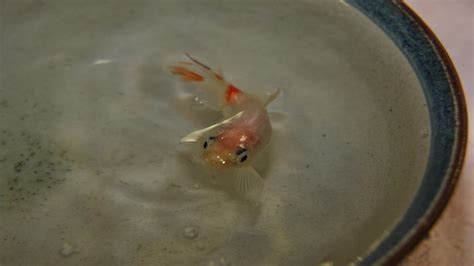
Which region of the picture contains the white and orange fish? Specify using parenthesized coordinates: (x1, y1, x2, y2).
(170, 54, 280, 196)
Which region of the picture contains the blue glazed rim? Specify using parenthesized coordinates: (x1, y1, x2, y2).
(346, 0, 468, 265)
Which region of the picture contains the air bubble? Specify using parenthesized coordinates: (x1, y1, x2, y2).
(219, 257, 232, 266)
(194, 97, 204, 106)
(194, 184, 201, 189)
(183, 226, 199, 239)
(319, 261, 333, 266)
(59, 243, 74, 257)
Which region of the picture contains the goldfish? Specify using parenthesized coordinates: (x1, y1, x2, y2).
(170, 54, 280, 196)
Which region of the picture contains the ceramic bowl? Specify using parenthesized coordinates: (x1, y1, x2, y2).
(0, 0, 467, 265)
(346, 1, 467, 264)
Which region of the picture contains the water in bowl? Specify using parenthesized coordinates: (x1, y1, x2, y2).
(0, 0, 430, 265)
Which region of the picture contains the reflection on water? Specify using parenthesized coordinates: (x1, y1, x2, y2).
(0, 0, 430, 265)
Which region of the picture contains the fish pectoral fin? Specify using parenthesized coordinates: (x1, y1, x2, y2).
(180, 111, 244, 143)
(264, 88, 281, 107)
(180, 128, 210, 143)
(231, 167, 264, 196)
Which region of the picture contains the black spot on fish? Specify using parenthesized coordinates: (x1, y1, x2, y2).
(235, 148, 247, 155)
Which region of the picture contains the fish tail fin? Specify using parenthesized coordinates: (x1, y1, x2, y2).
(169, 54, 239, 111)
(170, 65, 205, 81)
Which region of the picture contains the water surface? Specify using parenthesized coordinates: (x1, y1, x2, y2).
(0, 1, 430, 265)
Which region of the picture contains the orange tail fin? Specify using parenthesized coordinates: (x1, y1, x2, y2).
(170, 54, 236, 111)
(170, 66, 204, 81)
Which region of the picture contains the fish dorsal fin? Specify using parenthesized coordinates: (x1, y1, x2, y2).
(180, 111, 244, 143)
(231, 166, 264, 197)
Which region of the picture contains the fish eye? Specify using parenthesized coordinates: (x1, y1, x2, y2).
(203, 136, 216, 149)
(236, 148, 248, 163)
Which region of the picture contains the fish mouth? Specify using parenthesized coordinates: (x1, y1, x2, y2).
(202, 152, 235, 168)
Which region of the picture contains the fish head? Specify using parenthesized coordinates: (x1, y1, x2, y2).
(200, 128, 258, 168)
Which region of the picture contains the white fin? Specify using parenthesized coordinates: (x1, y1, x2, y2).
(231, 167, 264, 196)
(180, 111, 244, 143)
(250, 88, 281, 107)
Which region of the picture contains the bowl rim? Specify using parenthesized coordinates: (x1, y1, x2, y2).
(347, 0, 468, 265)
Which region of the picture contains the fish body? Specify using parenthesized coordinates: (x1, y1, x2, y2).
(170, 54, 279, 195)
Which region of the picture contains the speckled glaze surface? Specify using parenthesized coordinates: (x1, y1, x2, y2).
(347, 0, 468, 264)
(0, 0, 467, 265)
